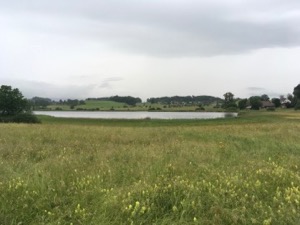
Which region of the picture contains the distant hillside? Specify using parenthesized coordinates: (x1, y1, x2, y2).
(146, 95, 223, 105)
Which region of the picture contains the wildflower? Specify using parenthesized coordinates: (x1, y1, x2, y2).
(172, 206, 178, 212)
(135, 201, 140, 208)
(140, 206, 146, 214)
(255, 180, 261, 187)
(263, 218, 272, 225)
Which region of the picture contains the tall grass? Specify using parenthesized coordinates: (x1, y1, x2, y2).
(0, 111, 299, 224)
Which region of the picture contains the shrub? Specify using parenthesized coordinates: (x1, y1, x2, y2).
(0, 113, 40, 123)
(12, 113, 40, 123)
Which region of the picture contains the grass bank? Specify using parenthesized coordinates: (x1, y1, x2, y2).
(0, 110, 299, 224)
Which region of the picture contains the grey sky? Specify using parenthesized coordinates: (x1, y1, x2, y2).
(0, 0, 299, 100)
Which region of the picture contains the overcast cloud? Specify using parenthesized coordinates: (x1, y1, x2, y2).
(0, 0, 300, 100)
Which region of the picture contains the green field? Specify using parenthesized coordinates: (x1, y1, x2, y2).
(46, 100, 223, 112)
(1, 111, 300, 224)
(47, 100, 127, 111)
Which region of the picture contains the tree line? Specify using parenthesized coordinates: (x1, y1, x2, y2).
(147, 95, 223, 106)
(87, 96, 142, 106)
(222, 84, 300, 110)
(1, 84, 300, 123)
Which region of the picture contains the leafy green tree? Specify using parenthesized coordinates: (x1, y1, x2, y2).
(223, 92, 237, 109)
(249, 96, 262, 110)
(293, 84, 300, 98)
(0, 85, 29, 116)
(223, 92, 234, 104)
(260, 94, 270, 101)
(293, 84, 300, 110)
(271, 98, 281, 108)
(31, 96, 52, 110)
(238, 98, 248, 110)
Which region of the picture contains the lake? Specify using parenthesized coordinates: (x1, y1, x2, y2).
(34, 111, 238, 120)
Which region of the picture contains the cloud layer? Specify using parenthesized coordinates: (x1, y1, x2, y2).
(0, 0, 299, 100)
(1, 0, 300, 57)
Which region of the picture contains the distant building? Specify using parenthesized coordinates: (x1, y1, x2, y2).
(281, 99, 291, 108)
(261, 101, 275, 109)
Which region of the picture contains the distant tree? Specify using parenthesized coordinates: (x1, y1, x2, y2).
(223, 92, 237, 109)
(109, 96, 142, 106)
(146, 95, 223, 106)
(0, 85, 29, 116)
(66, 99, 80, 109)
(249, 96, 262, 110)
(261, 94, 270, 101)
(223, 92, 234, 104)
(31, 96, 52, 109)
(293, 84, 300, 98)
(271, 98, 281, 108)
(293, 84, 300, 110)
(238, 98, 248, 110)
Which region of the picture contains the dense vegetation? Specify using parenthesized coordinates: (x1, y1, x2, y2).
(87, 96, 142, 106)
(147, 95, 222, 106)
(0, 85, 39, 123)
(0, 111, 299, 224)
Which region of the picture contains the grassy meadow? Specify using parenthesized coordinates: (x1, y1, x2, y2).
(46, 100, 222, 112)
(0, 110, 300, 224)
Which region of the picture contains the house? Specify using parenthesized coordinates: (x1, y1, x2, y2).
(281, 99, 291, 108)
(261, 101, 275, 109)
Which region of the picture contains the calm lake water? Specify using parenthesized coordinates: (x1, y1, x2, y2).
(34, 111, 238, 120)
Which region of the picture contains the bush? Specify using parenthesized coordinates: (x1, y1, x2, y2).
(0, 113, 40, 123)
(12, 113, 40, 123)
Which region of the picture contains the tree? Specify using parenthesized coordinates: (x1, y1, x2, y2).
(293, 84, 300, 98)
(238, 98, 248, 110)
(287, 94, 293, 102)
(249, 96, 262, 110)
(31, 96, 52, 109)
(271, 98, 281, 108)
(223, 92, 237, 109)
(293, 84, 300, 110)
(261, 94, 270, 101)
(0, 85, 29, 116)
(223, 92, 234, 104)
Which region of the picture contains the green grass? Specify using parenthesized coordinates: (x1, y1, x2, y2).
(47, 100, 223, 112)
(47, 100, 127, 111)
(0, 110, 300, 224)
